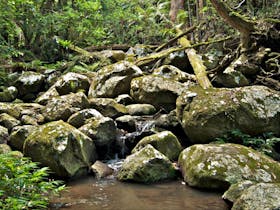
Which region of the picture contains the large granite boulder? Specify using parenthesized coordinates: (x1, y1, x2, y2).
(0, 125, 9, 144)
(232, 183, 280, 210)
(0, 86, 18, 102)
(176, 85, 280, 143)
(131, 75, 188, 111)
(79, 117, 117, 147)
(43, 92, 89, 122)
(152, 65, 195, 83)
(132, 131, 183, 161)
(14, 71, 45, 97)
(35, 87, 60, 105)
(89, 98, 128, 118)
(117, 144, 177, 183)
(0, 113, 21, 131)
(52, 72, 90, 95)
(9, 125, 36, 151)
(23, 120, 96, 178)
(126, 104, 157, 116)
(0, 144, 12, 154)
(178, 143, 280, 190)
(88, 61, 143, 98)
(222, 180, 255, 203)
(67, 109, 103, 128)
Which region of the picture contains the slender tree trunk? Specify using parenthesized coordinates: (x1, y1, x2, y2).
(169, 0, 185, 22)
(209, 0, 255, 52)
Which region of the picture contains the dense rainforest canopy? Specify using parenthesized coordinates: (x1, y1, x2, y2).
(0, 0, 278, 62)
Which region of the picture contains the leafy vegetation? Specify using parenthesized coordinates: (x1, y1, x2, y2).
(0, 152, 65, 209)
(0, 0, 174, 62)
(215, 130, 280, 161)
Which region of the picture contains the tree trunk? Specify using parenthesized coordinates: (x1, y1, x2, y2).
(209, 0, 255, 52)
(169, 0, 185, 22)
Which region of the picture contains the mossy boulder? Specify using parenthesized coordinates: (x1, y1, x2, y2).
(88, 61, 143, 98)
(79, 117, 117, 147)
(0, 86, 18, 102)
(89, 98, 128, 118)
(117, 144, 177, 183)
(0, 102, 44, 120)
(176, 85, 280, 143)
(99, 50, 126, 62)
(23, 120, 96, 178)
(0, 113, 21, 131)
(14, 71, 45, 97)
(0, 125, 9, 144)
(53, 72, 90, 95)
(130, 75, 188, 111)
(132, 131, 183, 161)
(115, 94, 133, 105)
(178, 143, 280, 190)
(43, 92, 89, 122)
(0, 144, 12, 154)
(232, 183, 280, 210)
(35, 86, 60, 105)
(222, 180, 255, 203)
(152, 65, 195, 83)
(9, 125, 36, 151)
(126, 104, 157, 116)
(67, 109, 103, 128)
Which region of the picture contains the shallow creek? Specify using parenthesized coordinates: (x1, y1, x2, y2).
(51, 176, 229, 210)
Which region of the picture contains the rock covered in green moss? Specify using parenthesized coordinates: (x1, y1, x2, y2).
(232, 183, 280, 210)
(53, 72, 90, 95)
(35, 87, 60, 105)
(14, 71, 45, 97)
(89, 98, 128, 118)
(88, 61, 143, 98)
(79, 117, 117, 147)
(117, 144, 177, 183)
(23, 120, 96, 178)
(130, 75, 188, 111)
(0, 125, 9, 144)
(0, 113, 21, 131)
(176, 85, 280, 143)
(9, 125, 36, 151)
(67, 109, 103, 128)
(178, 143, 280, 190)
(0, 144, 12, 154)
(0, 86, 18, 102)
(126, 104, 157, 116)
(152, 65, 195, 83)
(132, 131, 183, 161)
(43, 92, 89, 122)
(222, 180, 255, 203)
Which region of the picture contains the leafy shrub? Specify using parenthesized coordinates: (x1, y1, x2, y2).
(0, 152, 65, 209)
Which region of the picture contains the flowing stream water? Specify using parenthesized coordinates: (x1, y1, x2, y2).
(51, 120, 229, 210)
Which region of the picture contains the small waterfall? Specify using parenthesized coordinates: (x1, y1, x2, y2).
(115, 120, 156, 158)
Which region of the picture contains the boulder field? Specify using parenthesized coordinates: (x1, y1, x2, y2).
(0, 49, 280, 208)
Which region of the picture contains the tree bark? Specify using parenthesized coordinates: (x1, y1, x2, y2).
(209, 0, 255, 52)
(169, 0, 185, 22)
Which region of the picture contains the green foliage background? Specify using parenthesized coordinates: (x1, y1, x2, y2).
(0, 0, 174, 62)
